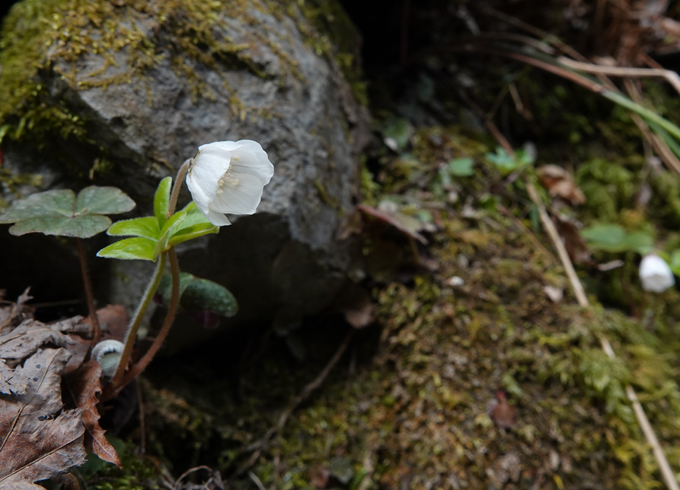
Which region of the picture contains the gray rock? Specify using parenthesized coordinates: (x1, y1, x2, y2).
(0, 0, 369, 340)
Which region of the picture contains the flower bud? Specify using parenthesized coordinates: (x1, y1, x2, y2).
(639, 254, 675, 293)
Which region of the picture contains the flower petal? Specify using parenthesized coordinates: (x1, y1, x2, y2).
(210, 172, 265, 215)
(204, 208, 232, 226)
(230, 145, 274, 185)
(187, 146, 232, 205)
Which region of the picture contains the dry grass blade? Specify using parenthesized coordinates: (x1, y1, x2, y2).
(526, 182, 680, 490)
(557, 56, 680, 97)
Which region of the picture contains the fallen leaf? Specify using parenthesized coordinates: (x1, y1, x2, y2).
(487, 391, 517, 430)
(357, 204, 428, 244)
(65, 361, 121, 468)
(551, 215, 592, 265)
(543, 285, 563, 303)
(0, 348, 87, 488)
(0, 321, 75, 368)
(308, 464, 331, 489)
(538, 165, 586, 205)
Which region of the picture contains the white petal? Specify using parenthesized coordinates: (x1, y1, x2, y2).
(229, 146, 274, 185)
(204, 208, 232, 226)
(640, 254, 675, 293)
(187, 148, 231, 204)
(236, 140, 275, 169)
(199, 140, 241, 153)
(210, 172, 264, 215)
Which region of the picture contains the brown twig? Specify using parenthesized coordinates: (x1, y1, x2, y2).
(526, 182, 679, 490)
(76, 237, 100, 346)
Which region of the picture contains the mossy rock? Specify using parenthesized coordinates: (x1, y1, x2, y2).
(0, 0, 370, 331)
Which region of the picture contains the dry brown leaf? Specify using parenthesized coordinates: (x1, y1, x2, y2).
(0, 348, 86, 488)
(551, 215, 592, 265)
(0, 321, 75, 368)
(65, 361, 121, 468)
(357, 204, 428, 244)
(537, 165, 586, 205)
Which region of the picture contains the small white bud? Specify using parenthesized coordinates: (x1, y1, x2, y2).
(91, 340, 124, 378)
(639, 254, 675, 293)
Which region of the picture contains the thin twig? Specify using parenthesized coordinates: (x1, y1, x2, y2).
(76, 238, 100, 346)
(623, 79, 680, 175)
(137, 380, 146, 454)
(174, 465, 212, 490)
(248, 471, 267, 490)
(238, 329, 355, 474)
(557, 56, 680, 97)
(526, 182, 679, 490)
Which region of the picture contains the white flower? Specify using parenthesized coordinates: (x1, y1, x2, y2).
(186, 140, 274, 226)
(639, 254, 675, 293)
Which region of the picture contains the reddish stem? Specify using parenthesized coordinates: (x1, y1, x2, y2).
(109, 248, 180, 399)
(76, 238, 100, 346)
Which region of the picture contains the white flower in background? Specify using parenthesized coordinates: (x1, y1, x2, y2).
(639, 254, 675, 293)
(186, 140, 275, 226)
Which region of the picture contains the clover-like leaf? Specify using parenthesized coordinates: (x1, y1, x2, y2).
(96, 237, 157, 261)
(580, 224, 627, 252)
(154, 177, 172, 229)
(75, 186, 135, 215)
(0, 186, 135, 238)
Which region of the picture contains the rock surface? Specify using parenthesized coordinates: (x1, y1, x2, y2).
(0, 0, 369, 335)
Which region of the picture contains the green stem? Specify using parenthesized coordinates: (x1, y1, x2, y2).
(118, 248, 181, 392)
(110, 252, 167, 388)
(168, 159, 192, 218)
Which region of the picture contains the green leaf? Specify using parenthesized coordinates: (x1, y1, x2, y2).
(0, 186, 136, 238)
(169, 223, 218, 246)
(76, 186, 135, 215)
(159, 272, 195, 306)
(107, 217, 160, 239)
(381, 118, 410, 151)
(154, 177, 172, 228)
(0, 189, 75, 222)
(168, 202, 218, 246)
(620, 232, 655, 255)
(448, 157, 474, 177)
(670, 250, 680, 276)
(159, 273, 238, 317)
(97, 237, 157, 261)
(153, 210, 186, 258)
(580, 224, 627, 252)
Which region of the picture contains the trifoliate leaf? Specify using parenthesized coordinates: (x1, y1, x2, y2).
(107, 217, 160, 239)
(448, 157, 474, 177)
(154, 177, 172, 228)
(580, 224, 626, 252)
(0, 189, 75, 221)
(75, 186, 135, 215)
(0, 187, 135, 238)
(96, 237, 157, 261)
